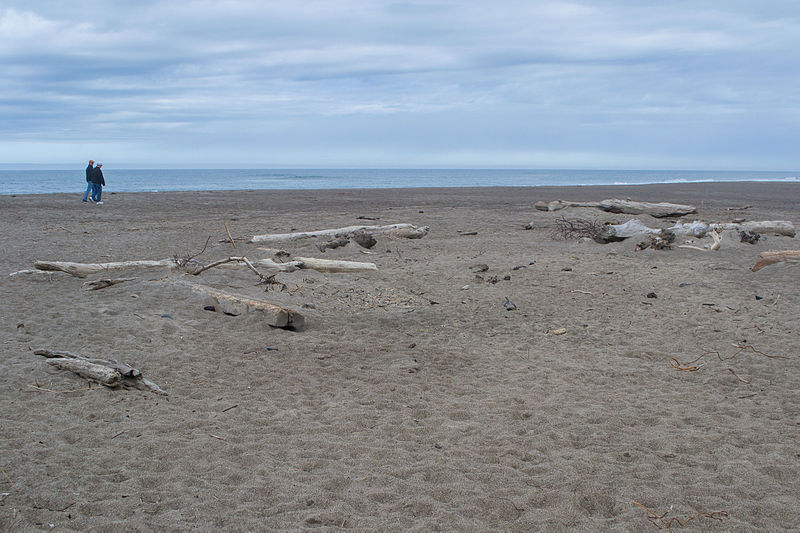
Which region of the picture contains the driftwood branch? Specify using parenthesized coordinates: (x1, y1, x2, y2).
(535, 198, 696, 218)
(250, 223, 429, 243)
(35, 259, 174, 278)
(751, 250, 800, 271)
(34, 349, 166, 394)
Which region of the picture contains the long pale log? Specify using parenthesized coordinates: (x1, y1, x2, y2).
(711, 220, 795, 238)
(250, 256, 377, 273)
(292, 257, 377, 273)
(751, 250, 800, 272)
(535, 199, 696, 218)
(175, 281, 304, 329)
(46, 358, 121, 387)
(250, 223, 429, 243)
(35, 259, 174, 278)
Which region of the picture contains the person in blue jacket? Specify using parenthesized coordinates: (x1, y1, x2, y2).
(90, 163, 105, 205)
(82, 160, 94, 202)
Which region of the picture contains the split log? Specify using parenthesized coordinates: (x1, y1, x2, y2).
(751, 250, 800, 272)
(250, 223, 429, 243)
(34, 349, 167, 394)
(46, 359, 121, 387)
(534, 198, 696, 218)
(82, 278, 135, 290)
(35, 259, 174, 278)
(175, 281, 304, 329)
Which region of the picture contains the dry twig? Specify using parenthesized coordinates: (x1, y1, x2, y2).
(670, 344, 787, 374)
(174, 236, 212, 269)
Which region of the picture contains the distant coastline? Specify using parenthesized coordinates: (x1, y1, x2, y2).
(1, 167, 798, 195)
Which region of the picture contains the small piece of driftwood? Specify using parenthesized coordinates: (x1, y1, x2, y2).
(35, 259, 174, 278)
(534, 199, 696, 218)
(34, 349, 167, 394)
(82, 278, 135, 290)
(174, 281, 304, 329)
(751, 250, 800, 272)
(250, 223, 429, 243)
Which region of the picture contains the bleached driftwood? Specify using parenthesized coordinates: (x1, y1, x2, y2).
(194, 256, 377, 278)
(534, 199, 696, 218)
(712, 221, 795, 238)
(175, 281, 304, 329)
(751, 250, 800, 272)
(291, 257, 377, 273)
(35, 259, 174, 278)
(34, 349, 167, 394)
(8, 269, 65, 278)
(46, 358, 121, 387)
(82, 278, 135, 290)
(597, 219, 796, 244)
(250, 223, 429, 243)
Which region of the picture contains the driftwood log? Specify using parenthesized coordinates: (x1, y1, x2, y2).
(250, 223, 429, 243)
(175, 281, 304, 329)
(751, 250, 800, 271)
(195, 256, 377, 275)
(34, 349, 167, 394)
(534, 198, 696, 218)
(35, 259, 174, 278)
(596, 219, 796, 243)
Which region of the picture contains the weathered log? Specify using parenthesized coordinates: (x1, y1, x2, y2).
(711, 220, 795, 238)
(292, 257, 377, 273)
(535, 198, 696, 218)
(46, 358, 121, 387)
(198, 257, 376, 274)
(596, 219, 795, 244)
(82, 278, 135, 290)
(34, 349, 166, 394)
(35, 259, 174, 278)
(250, 223, 429, 243)
(175, 281, 304, 329)
(751, 250, 800, 271)
(38, 350, 141, 376)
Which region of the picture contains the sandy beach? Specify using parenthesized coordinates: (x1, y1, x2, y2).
(1, 182, 798, 531)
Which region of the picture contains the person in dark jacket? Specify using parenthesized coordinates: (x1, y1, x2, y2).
(82, 160, 94, 202)
(90, 163, 105, 204)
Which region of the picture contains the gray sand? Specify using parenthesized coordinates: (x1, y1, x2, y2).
(1, 182, 799, 530)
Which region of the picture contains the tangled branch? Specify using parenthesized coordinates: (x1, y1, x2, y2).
(174, 236, 212, 269)
(192, 256, 286, 291)
(551, 216, 604, 241)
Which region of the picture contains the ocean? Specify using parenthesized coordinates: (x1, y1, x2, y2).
(1, 168, 798, 195)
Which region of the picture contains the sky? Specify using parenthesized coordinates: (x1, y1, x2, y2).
(1, 1, 800, 170)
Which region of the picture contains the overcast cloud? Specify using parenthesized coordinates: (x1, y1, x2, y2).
(1, 1, 799, 169)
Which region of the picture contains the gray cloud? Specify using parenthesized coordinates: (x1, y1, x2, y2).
(1, 1, 799, 168)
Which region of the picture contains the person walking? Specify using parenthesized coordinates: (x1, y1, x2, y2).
(91, 163, 105, 205)
(82, 160, 94, 202)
